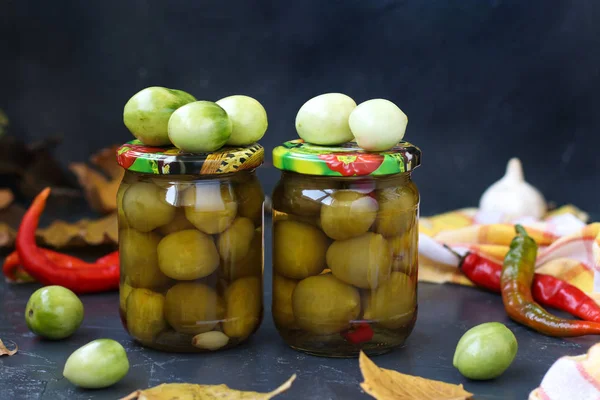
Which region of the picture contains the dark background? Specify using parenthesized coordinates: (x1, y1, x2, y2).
(2, 0, 599, 215)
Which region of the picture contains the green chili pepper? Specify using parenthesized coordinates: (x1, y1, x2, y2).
(501, 225, 600, 337)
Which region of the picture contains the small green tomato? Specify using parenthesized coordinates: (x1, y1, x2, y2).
(168, 101, 232, 153)
(349, 98, 408, 151)
(25, 286, 84, 340)
(453, 322, 518, 380)
(123, 86, 196, 146)
(295, 93, 356, 145)
(63, 339, 129, 389)
(216, 95, 268, 146)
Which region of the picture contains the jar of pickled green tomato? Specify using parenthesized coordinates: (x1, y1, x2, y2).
(271, 140, 421, 357)
(116, 140, 265, 352)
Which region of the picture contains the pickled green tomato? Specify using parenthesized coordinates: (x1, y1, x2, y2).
(453, 322, 518, 380)
(168, 101, 232, 152)
(120, 229, 171, 290)
(295, 93, 357, 145)
(273, 220, 328, 279)
(165, 282, 225, 335)
(157, 230, 220, 280)
(123, 86, 196, 146)
(216, 95, 268, 146)
(63, 339, 129, 389)
(217, 217, 255, 263)
(126, 288, 168, 343)
(349, 99, 408, 151)
(326, 232, 391, 289)
(123, 182, 175, 232)
(183, 183, 238, 234)
(223, 276, 262, 338)
(272, 274, 298, 329)
(292, 274, 360, 335)
(320, 190, 378, 240)
(25, 286, 84, 340)
(220, 228, 263, 281)
(373, 183, 418, 237)
(363, 272, 416, 329)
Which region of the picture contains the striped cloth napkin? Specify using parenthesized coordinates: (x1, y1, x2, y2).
(529, 342, 600, 400)
(417, 205, 600, 297)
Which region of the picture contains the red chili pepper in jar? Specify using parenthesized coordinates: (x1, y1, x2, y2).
(15, 188, 119, 294)
(318, 153, 384, 176)
(342, 322, 374, 344)
(444, 244, 600, 324)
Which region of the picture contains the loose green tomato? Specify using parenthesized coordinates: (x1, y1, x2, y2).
(295, 93, 356, 145)
(123, 86, 196, 146)
(63, 339, 129, 389)
(25, 286, 84, 340)
(453, 322, 518, 380)
(216, 95, 268, 146)
(168, 101, 232, 152)
(349, 98, 408, 151)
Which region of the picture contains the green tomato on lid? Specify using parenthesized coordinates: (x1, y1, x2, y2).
(349, 99, 408, 152)
(123, 86, 196, 146)
(295, 93, 356, 146)
(168, 101, 232, 153)
(216, 95, 268, 146)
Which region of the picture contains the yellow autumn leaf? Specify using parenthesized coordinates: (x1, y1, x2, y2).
(0, 339, 18, 356)
(120, 374, 296, 400)
(0, 189, 13, 210)
(36, 212, 118, 248)
(359, 352, 472, 400)
(69, 144, 123, 214)
(0, 213, 118, 249)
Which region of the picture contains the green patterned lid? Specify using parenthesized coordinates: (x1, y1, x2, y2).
(116, 139, 264, 175)
(272, 139, 421, 177)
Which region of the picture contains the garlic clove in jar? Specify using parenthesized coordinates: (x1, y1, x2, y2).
(479, 158, 547, 220)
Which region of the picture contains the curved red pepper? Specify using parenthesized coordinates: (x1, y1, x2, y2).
(318, 153, 384, 176)
(15, 188, 119, 294)
(447, 246, 600, 324)
(3, 249, 119, 282)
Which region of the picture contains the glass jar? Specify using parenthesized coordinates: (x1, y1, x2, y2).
(116, 140, 265, 352)
(271, 140, 421, 357)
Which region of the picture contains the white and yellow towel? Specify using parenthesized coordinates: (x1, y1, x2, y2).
(418, 206, 600, 297)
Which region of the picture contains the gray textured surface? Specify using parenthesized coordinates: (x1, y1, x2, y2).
(1, 240, 599, 399)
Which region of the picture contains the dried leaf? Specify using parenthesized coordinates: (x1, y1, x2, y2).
(37, 213, 118, 248)
(0, 109, 8, 137)
(69, 145, 123, 214)
(0, 213, 118, 249)
(0, 223, 16, 247)
(0, 339, 18, 356)
(0, 189, 14, 209)
(359, 352, 472, 400)
(91, 145, 123, 179)
(120, 374, 296, 400)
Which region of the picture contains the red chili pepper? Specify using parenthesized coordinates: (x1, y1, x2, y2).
(342, 323, 374, 344)
(500, 225, 600, 337)
(318, 153, 384, 176)
(3, 249, 119, 282)
(445, 245, 600, 323)
(15, 188, 119, 294)
(2, 252, 21, 281)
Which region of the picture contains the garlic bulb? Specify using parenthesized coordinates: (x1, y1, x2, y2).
(479, 158, 547, 220)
